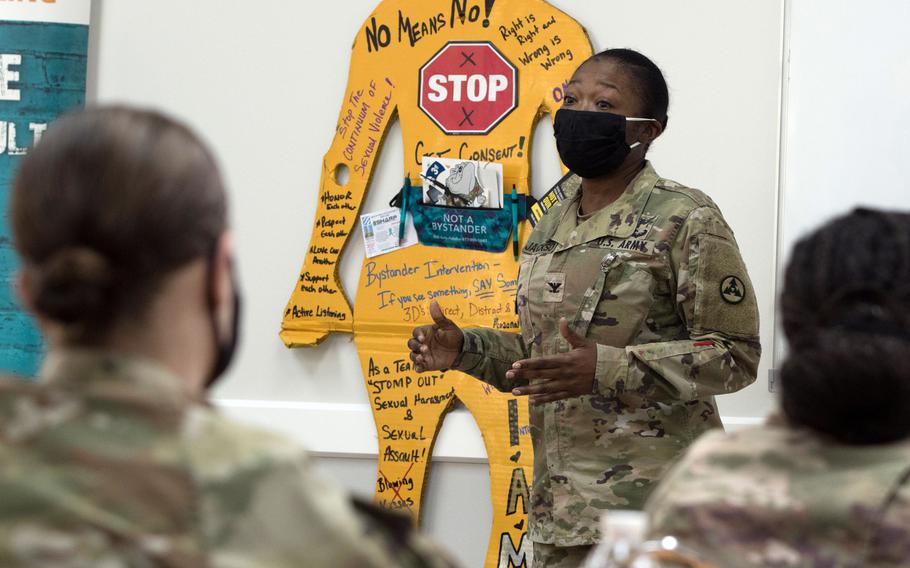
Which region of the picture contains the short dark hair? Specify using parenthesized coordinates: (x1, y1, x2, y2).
(12, 106, 227, 340)
(591, 48, 669, 129)
(779, 208, 910, 444)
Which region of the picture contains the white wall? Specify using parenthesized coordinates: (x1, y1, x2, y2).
(778, 0, 910, 332)
(86, 1, 783, 565)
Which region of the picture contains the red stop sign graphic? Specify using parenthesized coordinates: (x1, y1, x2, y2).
(419, 41, 518, 135)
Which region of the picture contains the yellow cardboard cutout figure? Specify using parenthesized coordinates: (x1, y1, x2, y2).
(280, 1, 591, 565)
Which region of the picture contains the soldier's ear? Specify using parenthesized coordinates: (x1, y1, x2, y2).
(15, 270, 36, 315)
(209, 232, 235, 316)
(15, 269, 54, 334)
(641, 119, 663, 145)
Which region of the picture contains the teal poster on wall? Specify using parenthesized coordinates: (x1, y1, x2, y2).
(0, 2, 91, 376)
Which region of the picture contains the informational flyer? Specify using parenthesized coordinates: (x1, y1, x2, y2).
(0, 1, 92, 376)
(360, 207, 417, 258)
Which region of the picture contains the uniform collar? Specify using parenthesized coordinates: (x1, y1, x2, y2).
(550, 161, 659, 246)
(40, 349, 195, 408)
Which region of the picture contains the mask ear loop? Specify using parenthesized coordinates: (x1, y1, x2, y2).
(625, 117, 659, 150)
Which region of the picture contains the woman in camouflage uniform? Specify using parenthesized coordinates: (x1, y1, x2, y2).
(409, 49, 761, 567)
(646, 209, 910, 568)
(1, 106, 453, 568)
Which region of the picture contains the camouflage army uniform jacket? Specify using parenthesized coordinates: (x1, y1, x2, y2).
(0, 350, 453, 568)
(645, 421, 910, 567)
(455, 162, 761, 546)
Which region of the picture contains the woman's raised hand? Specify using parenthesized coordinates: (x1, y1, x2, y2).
(407, 301, 465, 372)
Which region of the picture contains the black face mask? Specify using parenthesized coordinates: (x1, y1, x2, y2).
(553, 109, 653, 179)
(205, 255, 242, 389)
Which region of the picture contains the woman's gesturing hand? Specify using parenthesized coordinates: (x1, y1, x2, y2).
(407, 301, 465, 373)
(508, 318, 598, 404)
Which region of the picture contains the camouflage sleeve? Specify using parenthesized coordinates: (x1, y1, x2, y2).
(642, 430, 755, 567)
(644, 428, 910, 567)
(594, 205, 761, 402)
(191, 412, 451, 568)
(643, 429, 724, 531)
(453, 328, 530, 392)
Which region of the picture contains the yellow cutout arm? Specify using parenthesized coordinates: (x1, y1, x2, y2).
(280, 16, 400, 347)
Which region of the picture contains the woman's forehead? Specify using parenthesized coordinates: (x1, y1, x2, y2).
(570, 58, 636, 93)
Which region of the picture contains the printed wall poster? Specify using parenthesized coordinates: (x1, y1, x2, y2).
(0, 1, 92, 376)
(279, 1, 592, 565)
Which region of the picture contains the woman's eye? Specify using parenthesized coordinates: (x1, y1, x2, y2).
(563, 95, 576, 105)
(597, 100, 612, 110)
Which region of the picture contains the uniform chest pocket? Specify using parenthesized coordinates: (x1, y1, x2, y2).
(572, 255, 656, 348)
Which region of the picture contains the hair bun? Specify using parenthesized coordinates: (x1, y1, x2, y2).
(781, 328, 910, 444)
(31, 247, 115, 325)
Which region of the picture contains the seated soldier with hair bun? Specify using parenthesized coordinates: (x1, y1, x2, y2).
(0, 106, 455, 567)
(645, 208, 910, 567)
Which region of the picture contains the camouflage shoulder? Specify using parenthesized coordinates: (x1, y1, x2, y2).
(647, 179, 734, 241)
(659, 200, 737, 247)
(646, 426, 786, 516)
(693, 425, 801, 454)
(653, 177, 719, 210)
(676, 425, 834, 478)
(186, 408, 397, 567)
(0, 375, 77, 430)
(657, 428, 737, 474)
(652, 178, 727, 232)
(182, 405, 312, 478)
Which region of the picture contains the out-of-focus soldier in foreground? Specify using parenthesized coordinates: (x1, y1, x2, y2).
(646, 208, 910, 568)
(0, 106, 455, 568)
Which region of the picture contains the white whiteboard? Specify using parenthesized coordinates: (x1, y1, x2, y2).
(776, 0, 910, 362)
(86, 0, 783, 457)
(780, 0, 910, 270)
